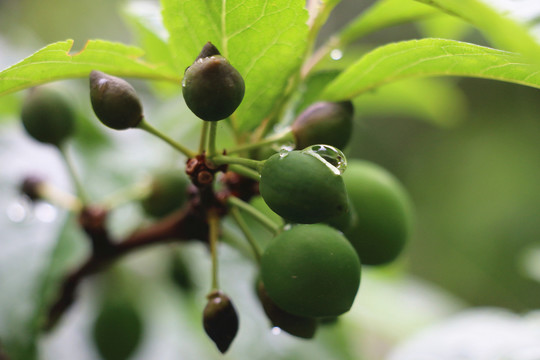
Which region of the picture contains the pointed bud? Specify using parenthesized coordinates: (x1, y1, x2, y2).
(203, 290, 239, 353)
(291, 101, 354, 150)
(196, 42, 221, 60)
(182, 42, 245, 121)
(89, 70, 143, 130)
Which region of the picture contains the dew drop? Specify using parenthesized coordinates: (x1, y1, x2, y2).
(279, 148, 290, 159)
(302, 145, 347, 175)
(6, 199, 29, 223)
(330, 49, 343, 61)
(35, 203, 57, 223)
(271, 327, 282, 336)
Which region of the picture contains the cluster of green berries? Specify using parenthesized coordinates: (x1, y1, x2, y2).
(20, 41, 413, 354)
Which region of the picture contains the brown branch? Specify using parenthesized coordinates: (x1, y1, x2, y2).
(44, 201, 209, 331)
(44, 157, 257, 332)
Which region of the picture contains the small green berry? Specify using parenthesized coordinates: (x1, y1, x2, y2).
(182, 42, 245, 121)
(256, 280, 317, 339)
(21, 87, 75, 146)
(141, 170, 189, 218)
(343, 160, 413, 265)
(292, 101, 354, 150)
(259, 146, 348, 224)
(89, 70, 143, 130)
(261, 224, 361, 318)
(92, 299, 144, 360)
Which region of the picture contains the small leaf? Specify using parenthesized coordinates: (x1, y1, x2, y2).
(321, 38, 540, 101)
(0, 40, 180, 97)
(414, 0, 540, 62)
(353, 78, 467, 127)
(161, 0, 309, 131)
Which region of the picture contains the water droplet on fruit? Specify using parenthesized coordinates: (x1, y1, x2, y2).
(279, 149, 290, 159)
(302, 145, 347, 175)
(271, 327, 282, 335)
(330, 49, 343, 60)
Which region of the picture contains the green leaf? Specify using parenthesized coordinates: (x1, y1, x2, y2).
(161, 0, 309, 131)
(321, 38, 540, 101)
(0, 40, 180, 97)
(414, 0, 540, 62)
(353, 78, 467, 127)
(338, 0, 436, 45)
(123, 2, 177, 74)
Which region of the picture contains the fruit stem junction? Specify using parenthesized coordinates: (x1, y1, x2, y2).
(210, 155, 264, 172)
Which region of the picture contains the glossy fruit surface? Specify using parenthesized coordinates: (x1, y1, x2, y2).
(203, 290, 239, 353)
(343, 160, 413, 265)
(292, 101, 354, 150)
(89, 70, 143, 130)
(261, 224, 361, 318)
(259, 147, 348, 223)
(21, 87, 75, 146)
(182, 42, 245, 121)
(141, 170, 189, 218)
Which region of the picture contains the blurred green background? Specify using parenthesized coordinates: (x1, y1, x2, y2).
(1, 0, 540, 359)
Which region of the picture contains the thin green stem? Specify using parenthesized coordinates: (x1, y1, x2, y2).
(57, 144, 89, 205)
(227, 196, 280, 235)
(138, 120, 196, 158)
(101, 177, 153, 210)
(198, 121, 209, 154)
(230, 206, 262, 264)
(38, 182, 83, 212)
(208, 210, 220, 291)
(226, 128, 294, 155)
(207, 121, 218, 157)
(211, 155, 264, 172)
(227, 165, 261, 181)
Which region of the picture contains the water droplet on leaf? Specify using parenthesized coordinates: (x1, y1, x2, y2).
(330, 49, 343, 60)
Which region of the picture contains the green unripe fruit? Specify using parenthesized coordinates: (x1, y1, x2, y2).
(343, 160, 413, 265)
(259, 145, 348, 224)
(292, 101, 354, 150)
(89, 70, 143, 130)
(21, 87, 75, 146)
(325, 198, 356, 232)
(92, 299, 144, 360)
(261, 224, 361, 318)
(256, 280, 317, 339)
(182, 42, 245, 121)
(141, 170, 189, 218)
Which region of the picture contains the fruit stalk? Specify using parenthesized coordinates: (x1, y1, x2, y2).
(138, 119, 196, 158)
